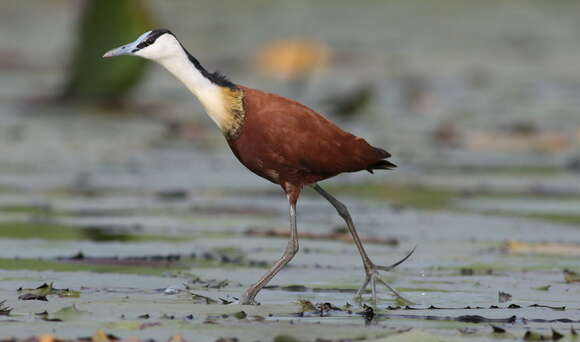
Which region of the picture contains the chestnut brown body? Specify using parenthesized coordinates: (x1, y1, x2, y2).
(228, 86, 395, 204)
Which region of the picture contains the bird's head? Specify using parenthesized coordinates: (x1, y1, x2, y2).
(103, 29, 180, 60)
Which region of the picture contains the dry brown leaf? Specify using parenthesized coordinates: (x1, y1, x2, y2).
(38, 335, 55, 342)
(502, 240, 580, 256)
(466, 132, 571, 153)
(92, 330, 111, 342)
(166, 336, 186, 342)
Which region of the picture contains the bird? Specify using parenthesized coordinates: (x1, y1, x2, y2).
(103, 29, 414, 305)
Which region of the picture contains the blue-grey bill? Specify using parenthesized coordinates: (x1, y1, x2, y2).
(102, 42, 136, 58)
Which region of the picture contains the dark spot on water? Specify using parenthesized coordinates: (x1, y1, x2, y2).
(498, 291, 512, 303)
(490, 324, 506, 333)
(156, 189, 188, 201)
(233, 311, 247, 319)
(80, 225, 144, 242)
(360, 304, 374, 324)
(18, 293, 47, 301)
(42, 317, 63, 322)
(552, 329, 564, 341)
(0, 300, 11, 316)
(457, 315, 516, 323)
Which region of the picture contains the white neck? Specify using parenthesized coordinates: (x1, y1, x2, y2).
(157, 50, 228, 130)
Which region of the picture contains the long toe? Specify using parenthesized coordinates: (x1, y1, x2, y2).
(375, 246, 416, 272)
(355, 247, 417, 305)
(355, 269, 414, 305)
(373, 272, 415, 305)
(371, 275, 377, 306)
(355, 276, 371, 299)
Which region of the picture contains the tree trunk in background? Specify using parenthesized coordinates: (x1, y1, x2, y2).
(61, 0, 154, 105)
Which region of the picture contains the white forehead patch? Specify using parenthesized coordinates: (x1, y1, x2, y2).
(134, 32, 181, 60)
(137, 30, 153, 43)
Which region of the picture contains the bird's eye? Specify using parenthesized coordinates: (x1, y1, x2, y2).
(136, 37, 155, 50)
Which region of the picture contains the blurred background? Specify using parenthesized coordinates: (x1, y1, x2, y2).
(1, 1, 580, 338)
(2, 1, 580, 190)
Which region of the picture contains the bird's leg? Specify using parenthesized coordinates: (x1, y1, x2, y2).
(239, 201, 299, 305)
(311, 184, 414, 305)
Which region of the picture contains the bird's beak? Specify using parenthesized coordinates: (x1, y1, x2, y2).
(102, 40, 139, 58)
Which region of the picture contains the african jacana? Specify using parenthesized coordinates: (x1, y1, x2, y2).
(104, 29, 414, 305)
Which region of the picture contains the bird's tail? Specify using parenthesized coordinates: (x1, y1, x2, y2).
(366, 159, 397, 173)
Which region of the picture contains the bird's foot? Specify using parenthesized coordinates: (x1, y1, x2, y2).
(355, 247, 416, 306)
(238, 294, 259, 305)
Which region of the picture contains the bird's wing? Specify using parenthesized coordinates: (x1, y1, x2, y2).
(239, 86, 389, 175)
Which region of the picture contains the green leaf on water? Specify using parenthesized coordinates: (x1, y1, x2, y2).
(191, 293, 218, 304)
(0, 221, 188, 242)
(296, 299, 317, 312)
(0, 300, 12, 316)
(395, 296, 414, 307)
(532, 284, 551, 291)
(51, 304, 91, 321)
(18, 282, 54, 296)
(233, 311, 247, 319)
(327, 183, 456, 211)
(564, 269, 580, 283)
(0, 258, 176, 276)
(523, 331, 549, 341)
(370, 330, 464, 341)
(17, 282, 80, 298)
(105, 321, 143, 331)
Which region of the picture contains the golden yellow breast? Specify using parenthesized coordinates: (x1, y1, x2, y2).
(220, 86, 246, 140)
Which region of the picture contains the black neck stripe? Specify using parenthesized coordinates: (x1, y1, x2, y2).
(181, 44, 235, 89)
